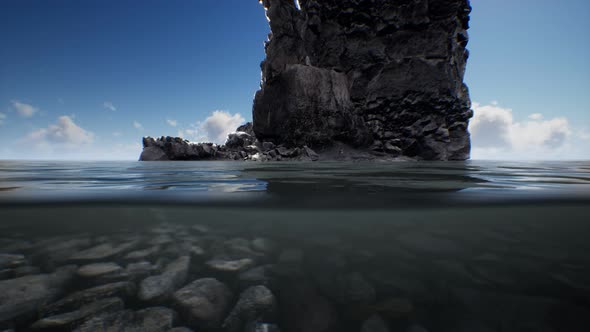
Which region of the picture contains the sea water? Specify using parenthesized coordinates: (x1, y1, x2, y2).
(0, 160, 589, 331)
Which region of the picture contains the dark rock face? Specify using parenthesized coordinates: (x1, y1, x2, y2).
(253, 64, 369, 148)
(253, 0, 473, 160)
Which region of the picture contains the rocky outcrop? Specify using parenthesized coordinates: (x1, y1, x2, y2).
(253, 0, 473, 160)
(140, 0, 472, 161)
(140, 132, 321, 162)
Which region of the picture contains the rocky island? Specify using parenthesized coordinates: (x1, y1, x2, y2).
(140, 0, 473, 161)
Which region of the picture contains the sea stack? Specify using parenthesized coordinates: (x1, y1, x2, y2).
(253, 0, 473, 160)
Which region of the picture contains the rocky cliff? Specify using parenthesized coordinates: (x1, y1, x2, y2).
(140, 0, 473, 161)
(253, 0, 473, 160)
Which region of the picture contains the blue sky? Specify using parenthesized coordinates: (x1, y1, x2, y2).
(1, 0, 589, 160)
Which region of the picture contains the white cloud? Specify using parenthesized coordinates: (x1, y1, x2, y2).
(25, 116, 94, 148)
(103, 101, 116, 111)
(201, 110, 245, 144)
(112, 132, 122, 137)
(0, 112, 5, 125)
(133, 121, 143, 130)
(174, 110, 245, 144)
(6, 116, 144, 160)
(469, 102, 513, 149)
(469, 102, 587, 160)
(12, 100, 38, 118)
(528, 113, 543, 120)
(166, 119, 178, 127)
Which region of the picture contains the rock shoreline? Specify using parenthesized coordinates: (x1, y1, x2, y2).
(140, 123, 321, 162)
(140, 122, 409, 162)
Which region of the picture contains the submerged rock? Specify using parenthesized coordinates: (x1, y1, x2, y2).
(238, 265, 275, 290)
(167, 328, 194, 332)
(0, 266, 76, 326)
(323, 272, 376, 305)
(77, 262, 123, 279)
(371, 298, 414, 320)
(126, 261, 158, 281)
(245, 322, 281, 332)
(405, 325, 430, 332)
(41, 281, 136, 316)
(360, 314, 390, 332)
(124, 246, 160, 261)
(68, 242, 138, 264)
(172, 278, 233, 330)
(31, 297, 123, 331)
(449, 287, 590, 331)
(12, 266, 41, 278)
(0, 254, 26, 270)
(206, 258, 255, 273)
(73, 307, 177, 332)
(31, 238, 92, 270)
(223, 286, 277, 332)
(138, 256, 190, 303)
(279, 283, 339, 332)
(251, 238, 277, 254)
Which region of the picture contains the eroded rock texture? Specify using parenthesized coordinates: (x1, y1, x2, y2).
(253, 0, 473, 160)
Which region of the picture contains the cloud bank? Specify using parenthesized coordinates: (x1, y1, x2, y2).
(469, 102, 588, 160)
(12, 100, 38, 118)
(7, 116, 141, 160)
(26, 116, 95, 148)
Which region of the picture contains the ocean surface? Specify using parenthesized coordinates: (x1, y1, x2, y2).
(1, 160, 590, 332)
